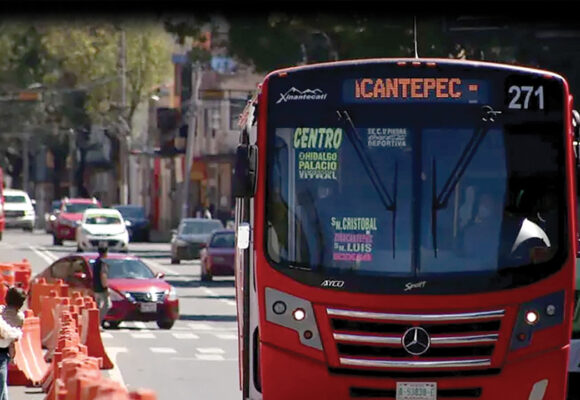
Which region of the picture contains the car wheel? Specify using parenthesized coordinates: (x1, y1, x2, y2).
(53, 235, 63, 246)
(76, 245, 83, 253)
(156, 319, 175, 330)
(144, 231, 150, 242)
(171, 257, 180, 264)
(102, 320, 121, 329)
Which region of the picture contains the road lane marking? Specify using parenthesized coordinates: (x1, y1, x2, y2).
(27, 246, 57, 264)
(131, 333, 156, 339)
(172, 333, 199, 339)
(196, 348, 225, 354)
(221, 300, 237, 306)
(195, 354, 225, 361)
(132, 321, 148, 330)
(150, 347, 177, 353)
(100, 332, 114, 339)
(170, 357, 237, 361)
(202, 288, 218, 296)
(104, 347, 128, 388)
(142, 259, 178, 276)
(215, 333, 238, 340)
(188, 323, 213, 330)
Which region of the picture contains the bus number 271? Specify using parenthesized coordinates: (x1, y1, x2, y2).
(508, 85, 544, 110)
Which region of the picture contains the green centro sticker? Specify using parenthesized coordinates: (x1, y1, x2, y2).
(294, 127, 343, 180)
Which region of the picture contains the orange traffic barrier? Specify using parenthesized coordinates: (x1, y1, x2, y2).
(129, 390, 157, 400)
(8, 309, 50, 386)
(29, 278, 69, 317)
(60, 356, 101, 400)
(0, 263, 15, 287)
(80, 303, 113, 369)
(91, 380, 130, 400)
(13, 259, 32, 291)
(40, 290, 66, 349)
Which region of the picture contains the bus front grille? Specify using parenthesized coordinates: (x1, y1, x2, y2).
(327, 307, 504, 372)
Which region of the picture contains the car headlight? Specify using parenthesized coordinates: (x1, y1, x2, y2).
(167, 287, 177, 301)
(176, 239, 188, 246)
(125, 220, 132, 227)
(49, 215, 57, 221)
(109, 289, 130, 302)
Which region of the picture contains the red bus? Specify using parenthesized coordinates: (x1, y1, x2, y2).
(0, 166, 4, 241)
(233, 59, 577, 400)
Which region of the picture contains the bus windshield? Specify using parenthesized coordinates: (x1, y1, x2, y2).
(264, 64, 567, 294)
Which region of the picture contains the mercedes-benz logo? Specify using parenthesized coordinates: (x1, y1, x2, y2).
(402, 327, 431, 356)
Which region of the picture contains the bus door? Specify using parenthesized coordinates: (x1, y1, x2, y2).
(234, 123, 262, 400)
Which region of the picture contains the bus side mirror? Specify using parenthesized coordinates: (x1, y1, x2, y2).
(233, 144, 257, 198)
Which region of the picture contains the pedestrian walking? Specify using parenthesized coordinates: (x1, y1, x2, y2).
(0, 287, 27, 400)
(93, 243, 112, 327)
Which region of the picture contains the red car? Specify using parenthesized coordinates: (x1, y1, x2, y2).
(33, 253, 179, 329)
(200, 229, 235, 281)
(53, 197, 101, 245)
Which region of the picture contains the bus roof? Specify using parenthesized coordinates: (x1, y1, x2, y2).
(262, 58, 566, 85)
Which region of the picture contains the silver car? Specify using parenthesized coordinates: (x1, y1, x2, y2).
(170, 218, 224, 264)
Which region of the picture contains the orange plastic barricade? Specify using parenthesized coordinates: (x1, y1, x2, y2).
(91, 380, 130, 400)
(9, 309, 50, 386)
(129, 389, 157, 400)
(80, 304, 113, 369)
(40, 290, 67, 349)
(0, 263, 15, 287)
(13, 259, 32, 291)
(29, 278, 69, 317)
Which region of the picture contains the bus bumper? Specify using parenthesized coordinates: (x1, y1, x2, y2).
(261, 343, 569, 400)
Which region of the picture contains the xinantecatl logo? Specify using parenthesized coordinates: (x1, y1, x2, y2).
(277, 87, 328, 104)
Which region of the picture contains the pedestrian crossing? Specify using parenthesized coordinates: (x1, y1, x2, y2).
(102, 320, 239, 363)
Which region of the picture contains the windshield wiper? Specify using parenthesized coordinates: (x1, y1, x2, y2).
(431, 105, 502, 257)
(337, 110, 398, 258)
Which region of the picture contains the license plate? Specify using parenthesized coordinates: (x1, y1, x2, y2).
(396, 382, 437, 400)
(140, 303, 157, 313)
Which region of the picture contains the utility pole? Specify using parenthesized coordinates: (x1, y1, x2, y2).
(68, 129, 77, 197)
(181, 62, 202, 221)
(119, 28, 129, 205)
(22, 134, 29, 193)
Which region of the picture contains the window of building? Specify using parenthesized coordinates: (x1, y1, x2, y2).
(230, 99, 247, 130)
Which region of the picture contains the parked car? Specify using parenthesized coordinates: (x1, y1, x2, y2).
(45, 199, 62, 233)
(3, 188, 36, 231)
(200, 229, 235, 281)
(113, 204, 150, 242)
(32, 253, 179, 329)
(76, 208, 129, 253)
(170, 218, 224, 264)
(53, 197, 101, 245)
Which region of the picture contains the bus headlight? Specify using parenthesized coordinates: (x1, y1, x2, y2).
(510, 291, 564, 350)
(265, 287, 322, 351)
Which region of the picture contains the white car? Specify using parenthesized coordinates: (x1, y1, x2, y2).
(3, 188, 36, 231)
(76, 208, 129, 253)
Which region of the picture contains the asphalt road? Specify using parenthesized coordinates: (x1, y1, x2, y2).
(1, 228, 242, 400)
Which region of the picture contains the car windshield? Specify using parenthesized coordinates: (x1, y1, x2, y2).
(85, 215, 122, 225)
(4, 195, 26, 203)
(115, 206, 146, 218)
(51, 201, 62, 210)
(264, 66, 567, 294)
(64, 203, 99, 213)
(93, 258, 155, 279)
(180, 220, 224, 235)
(210, 232, 235, 248)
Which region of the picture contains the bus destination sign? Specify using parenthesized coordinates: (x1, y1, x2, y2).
(342, 78, 489, 104)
